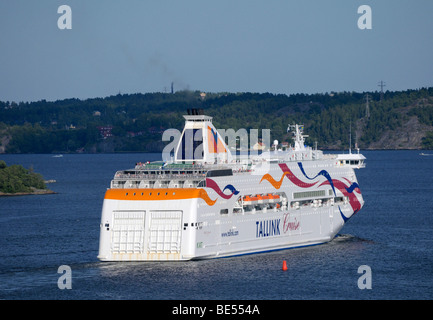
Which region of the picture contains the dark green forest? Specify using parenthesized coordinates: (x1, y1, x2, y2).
(0, 160, 46, 194)
(1, 87, 433, 153)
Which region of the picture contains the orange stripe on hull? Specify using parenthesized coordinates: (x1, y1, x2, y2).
(104, 188, 217, 206)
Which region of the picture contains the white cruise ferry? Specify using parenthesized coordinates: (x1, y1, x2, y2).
(98, 110, 366, 261)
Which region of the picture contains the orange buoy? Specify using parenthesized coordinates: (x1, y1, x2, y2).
(282, 260, 288, 271)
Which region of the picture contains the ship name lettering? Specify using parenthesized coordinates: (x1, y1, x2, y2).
(283, 212, 300, 233)
(255, 219, 280, 238)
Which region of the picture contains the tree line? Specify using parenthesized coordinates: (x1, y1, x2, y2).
(1, 87, 433, 153)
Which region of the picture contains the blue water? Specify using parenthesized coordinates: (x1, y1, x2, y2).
(0, 151, 432, 300)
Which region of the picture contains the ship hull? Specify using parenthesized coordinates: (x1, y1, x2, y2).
(98, 159, 363, 261)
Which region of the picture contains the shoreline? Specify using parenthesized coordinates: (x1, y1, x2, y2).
(0, 189, 57, 197)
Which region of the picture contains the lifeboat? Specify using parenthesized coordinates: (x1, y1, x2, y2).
(243, 193, 281, 205)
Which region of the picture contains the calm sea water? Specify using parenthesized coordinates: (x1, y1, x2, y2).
(0, 151, 432, 300)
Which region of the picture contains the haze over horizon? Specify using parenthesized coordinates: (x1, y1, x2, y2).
(1, 0, 433, 102)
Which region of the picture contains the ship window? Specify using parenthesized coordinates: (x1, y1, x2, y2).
(334, 196, 344, 203)
(220, 209, 229, 215)
(233, 207, 243, 215)
(207, 169, 233, 177)
(293, 190, 326, 199)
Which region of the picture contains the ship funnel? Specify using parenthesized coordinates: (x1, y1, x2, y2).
(174, 109, 233, 164)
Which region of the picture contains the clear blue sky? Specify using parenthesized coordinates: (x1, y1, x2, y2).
(1, 0, 432, 102)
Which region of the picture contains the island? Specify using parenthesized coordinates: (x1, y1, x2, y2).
(0, 160, 55, 196)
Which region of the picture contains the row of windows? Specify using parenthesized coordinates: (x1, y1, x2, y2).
(124, 191, 176, 197)
(293, 190, 328, 199)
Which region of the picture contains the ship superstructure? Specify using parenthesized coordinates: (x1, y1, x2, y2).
(98, 110, 365, 261)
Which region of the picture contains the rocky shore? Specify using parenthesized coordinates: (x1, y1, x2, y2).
(0, 188, 56, 197)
